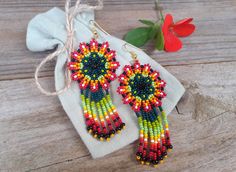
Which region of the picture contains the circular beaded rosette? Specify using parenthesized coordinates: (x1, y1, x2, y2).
(117, 60, 173, 166)
(68, 39, 125, 141)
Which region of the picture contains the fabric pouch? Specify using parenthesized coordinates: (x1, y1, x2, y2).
(26, 7, 185, 158)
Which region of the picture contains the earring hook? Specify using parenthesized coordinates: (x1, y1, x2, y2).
(89, 20, 109, 39)
(122, 43, 138, 60)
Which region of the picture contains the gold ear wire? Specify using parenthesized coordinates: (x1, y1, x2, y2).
(122, 43, 138, 60)
(89, 20, 109, 39)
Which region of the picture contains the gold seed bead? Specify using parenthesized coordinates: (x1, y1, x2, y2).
(154, 165, 158, 168)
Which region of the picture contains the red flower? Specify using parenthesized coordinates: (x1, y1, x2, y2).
(162, 14, 195, 52)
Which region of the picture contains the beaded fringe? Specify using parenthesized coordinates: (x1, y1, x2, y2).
(81, 88, 125, 141)
(136, 106, 173, 167)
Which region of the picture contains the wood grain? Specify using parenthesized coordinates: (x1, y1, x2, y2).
(0, 0, 236, 80)
(0, 0, 236, 172)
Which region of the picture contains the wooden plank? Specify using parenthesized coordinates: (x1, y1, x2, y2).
(0, 0, 236, 80)
(167, 61, 236, 121)
(31, 111, 236, 172)
(0, 77, 89, 172)
(1, 61, 236, 171)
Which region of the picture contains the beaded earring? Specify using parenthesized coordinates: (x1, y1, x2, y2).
(117, 44, 173, 167)
(67, 21, 125, 141)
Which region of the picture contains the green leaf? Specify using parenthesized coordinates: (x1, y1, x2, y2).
(148, 26, 157, 39)
(124, 27, 152, 47)
(139, 19, 155, 26)
(148, 24, 160, 39)
(155, 27, 164, 50)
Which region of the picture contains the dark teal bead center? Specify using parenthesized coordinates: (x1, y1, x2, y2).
(129, 74, 155, 100)
(81, 52, 107, 80)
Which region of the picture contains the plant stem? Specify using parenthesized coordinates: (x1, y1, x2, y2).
(160, 10, 164, 22)
(155, 0, 164, 22)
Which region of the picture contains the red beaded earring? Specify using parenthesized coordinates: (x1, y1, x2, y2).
(67, 21, 125, 141)
(117, 43, 172, 167)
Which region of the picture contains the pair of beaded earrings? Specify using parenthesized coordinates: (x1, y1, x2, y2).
(67, 21, 172, 167)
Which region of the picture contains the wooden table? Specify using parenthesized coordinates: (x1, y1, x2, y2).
(1, 0, 236, 171)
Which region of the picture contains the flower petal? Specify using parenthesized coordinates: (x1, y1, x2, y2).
(162, 14, 174, 35)
(163, 30, 182, 52)
(162, 14, 182, 52)
(173, 23, 195, 37)
(174, 18, 193, 26)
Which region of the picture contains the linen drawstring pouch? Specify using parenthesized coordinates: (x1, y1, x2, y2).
(26, 7, 185, 158)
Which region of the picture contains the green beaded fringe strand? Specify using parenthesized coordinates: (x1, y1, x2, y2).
(81, 88, 125, 141)
(136, 106, 173, 167)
